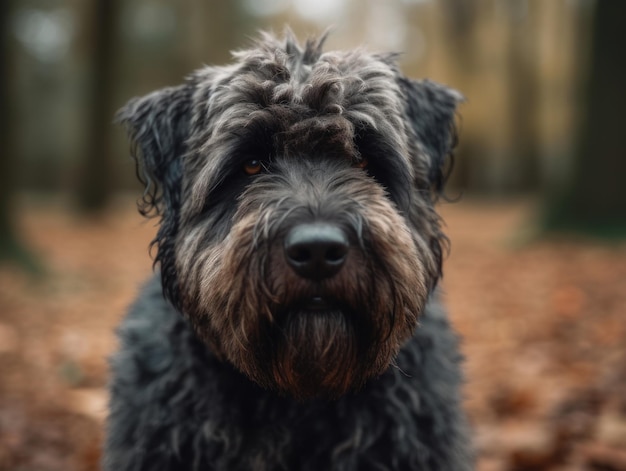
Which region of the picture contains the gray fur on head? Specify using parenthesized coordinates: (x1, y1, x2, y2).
(116, 31, 461, 309)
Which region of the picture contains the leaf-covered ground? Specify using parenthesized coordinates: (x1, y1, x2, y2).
(0, 198, 625, 470)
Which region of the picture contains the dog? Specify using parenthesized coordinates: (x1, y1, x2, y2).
(104, 31, 473, 470)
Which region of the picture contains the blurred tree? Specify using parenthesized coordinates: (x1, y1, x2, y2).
(179, 0, 251, 70)
(0, 0, 15, 257)
(0, 0, 39, 270)
(441, 0, 478, 71)
(544, 2, 626, 236)
(76, 0, 121, 212)
(439, 0, 479, 191)
(506, 1, 541, 192)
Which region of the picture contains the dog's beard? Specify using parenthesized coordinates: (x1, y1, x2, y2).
(260, 308, 379, 400)
(179, 257, 420, 400)
(178, 258, 422, 400)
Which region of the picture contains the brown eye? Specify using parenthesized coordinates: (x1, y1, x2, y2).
(353, 158, 368, 169)
(243, 159, 263, 175)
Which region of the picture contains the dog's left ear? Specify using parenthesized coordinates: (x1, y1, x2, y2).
(399, 78, 463, 194)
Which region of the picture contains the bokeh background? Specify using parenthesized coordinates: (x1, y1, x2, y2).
(1, 1, 625, 470)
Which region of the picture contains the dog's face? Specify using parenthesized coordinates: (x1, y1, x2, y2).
(119, 33, 460, 399)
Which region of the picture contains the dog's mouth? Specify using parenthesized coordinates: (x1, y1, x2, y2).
(277, 292, 346, 316)
(286, 295, 359, 320)
(301, 295, 332, 311)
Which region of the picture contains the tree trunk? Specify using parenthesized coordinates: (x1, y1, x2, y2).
(0, 0, 13, 242)
(506, 1, 541, 192)
(0, 0, 14, 249)
(0, 0, 40, 270)
(76, 0, 120, 212)
(543, 2, 626, 236)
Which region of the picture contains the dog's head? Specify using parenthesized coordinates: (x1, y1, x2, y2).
(118, 32, 461, 399)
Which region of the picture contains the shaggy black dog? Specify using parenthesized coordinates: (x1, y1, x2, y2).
(105, 32, 473, 470)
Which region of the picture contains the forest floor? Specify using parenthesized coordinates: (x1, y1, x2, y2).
(0, 197, 625, 471)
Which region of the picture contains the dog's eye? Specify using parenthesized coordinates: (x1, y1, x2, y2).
(243, 159, 263, 175)
(353, 158, 368, 169)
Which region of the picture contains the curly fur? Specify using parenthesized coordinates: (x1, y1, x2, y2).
(107, 279, 470, 470)
(107, 31, 472, 470)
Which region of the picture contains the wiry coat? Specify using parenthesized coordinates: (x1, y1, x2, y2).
(108, 279, 470, 470)
(106, 32, 473, 470)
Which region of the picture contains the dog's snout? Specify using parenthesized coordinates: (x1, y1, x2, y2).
(284, 223, 349, 280)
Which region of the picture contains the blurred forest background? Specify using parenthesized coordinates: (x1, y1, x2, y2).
(0, 1, 625, 470)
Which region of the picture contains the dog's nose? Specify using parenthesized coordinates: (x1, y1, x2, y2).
(284, 223, 349, 280)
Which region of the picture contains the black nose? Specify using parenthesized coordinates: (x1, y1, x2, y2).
(284, 223, 349, 280)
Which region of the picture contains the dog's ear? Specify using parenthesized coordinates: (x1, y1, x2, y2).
(116, 84, 193, 217)
(399, 78, 463, 195)
(117, 84, 193, 307)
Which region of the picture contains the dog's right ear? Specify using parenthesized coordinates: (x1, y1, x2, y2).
(116, 84, 193, 217)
